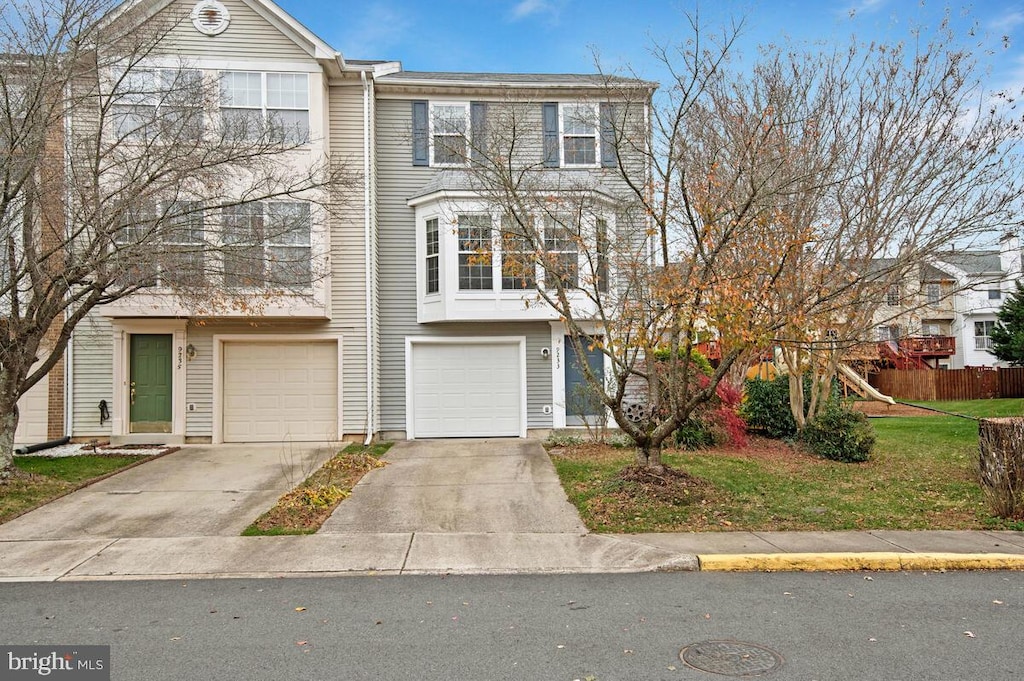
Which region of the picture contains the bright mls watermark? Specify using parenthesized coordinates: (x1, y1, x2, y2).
(1, 646, 109, 680)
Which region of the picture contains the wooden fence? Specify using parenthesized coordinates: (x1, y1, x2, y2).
(871, 367, 1024, 401)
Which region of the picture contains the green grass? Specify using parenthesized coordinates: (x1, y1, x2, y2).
(1, 455, 151, 524)
(242, 442, 392, 536)
(552, 414, 1003, 533)
(909, 399, 1024, 419)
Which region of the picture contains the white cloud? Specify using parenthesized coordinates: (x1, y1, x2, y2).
(336, 3, 412, 59)
(509, 0, 566, 23)
(988, 9, 1024, 34)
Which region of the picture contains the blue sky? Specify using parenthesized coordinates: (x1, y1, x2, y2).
(273, 0, 1024, 95)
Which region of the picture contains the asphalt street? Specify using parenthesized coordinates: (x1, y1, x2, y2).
(2, 571, 1023, 680)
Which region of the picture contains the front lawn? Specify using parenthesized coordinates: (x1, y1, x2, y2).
(242, 442, 391, 535)
(1, 455, 151, 524)
(550, 414, 1006, 533)
(909, 399, 1024, 419)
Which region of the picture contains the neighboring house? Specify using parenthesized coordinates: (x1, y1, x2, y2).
(870, 232, 1022, 370)
(64, 0, 385, 445)
(27, 0, 652, 445)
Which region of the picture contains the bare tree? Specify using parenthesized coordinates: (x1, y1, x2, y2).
(0, 0, 351, 476)
(459, 13, 1024, 470)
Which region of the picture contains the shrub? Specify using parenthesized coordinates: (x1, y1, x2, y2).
(799, 402, 875, 463)
(675, 418, 717, 450)
(546, 433, 584, 448)
(673, 382, 748, 450)
(742, 376, 799, 438)
(607, 432, 636, 449)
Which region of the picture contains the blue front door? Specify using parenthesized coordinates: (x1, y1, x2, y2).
(564, 335, 604, 426)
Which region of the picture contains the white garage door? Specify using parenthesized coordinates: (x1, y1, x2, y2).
(222, 341, 338, 442)
(410, 341, 522, 438)
(14, 377, 48, 445)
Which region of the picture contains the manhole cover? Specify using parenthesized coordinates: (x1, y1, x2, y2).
(680, 640, 783, 677)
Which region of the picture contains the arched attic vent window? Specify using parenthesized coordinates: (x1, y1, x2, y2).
(191, 0, 231, 36)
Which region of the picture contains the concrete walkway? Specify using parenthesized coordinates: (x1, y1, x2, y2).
(2, 441, 1024, 580)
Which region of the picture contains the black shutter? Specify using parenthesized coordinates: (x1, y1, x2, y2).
(412, 100, 429, 166)
(600, 103, 618, 168)
(542, 102, 559, 167)
(470, 101, 488, 164)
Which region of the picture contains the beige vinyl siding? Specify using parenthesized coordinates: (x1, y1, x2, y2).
(376, 98, 554, 431)
(328, 80, 370, 434)
(71, 314, 113, 436)
(160, 0, 312, 61)
(185, 327, 213, 436)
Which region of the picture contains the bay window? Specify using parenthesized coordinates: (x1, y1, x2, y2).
(457, 214, 492, 290)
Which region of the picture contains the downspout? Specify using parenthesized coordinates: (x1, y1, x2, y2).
(361, 70, 374, 445)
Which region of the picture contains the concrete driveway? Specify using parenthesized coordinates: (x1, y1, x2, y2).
(319, 439, 586, 534)
(0, 443, 336, 540)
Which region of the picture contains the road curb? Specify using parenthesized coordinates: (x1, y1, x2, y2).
(697, 552, 1024, 572)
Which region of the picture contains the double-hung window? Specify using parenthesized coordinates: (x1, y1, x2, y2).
(431, 104, 469, 165)
(220, 71, 309, 144)
(161, 201, 205, 287)
(112, 68, 203, 140)
(500, 215, 536, 290)
(885, 284, 900, 306)
(561, 103, 598, 166)
(457, 214, 492, 290)
(988, 288, 1002, 301)
(425, 218, 439, 294)
(223, 201, 311, 288)
(926, 283, 941, 305)
(975, 320, 996, 350)
(543, 217, 579, 289)
(266, 201, 311, 285)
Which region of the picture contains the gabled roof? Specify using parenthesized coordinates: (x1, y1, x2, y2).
(105, 0, 345, 71)
(937, 250, 1002, 275)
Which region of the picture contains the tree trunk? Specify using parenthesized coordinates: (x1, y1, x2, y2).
(634, 444, 664, 471)
(0, 403, 19, 479)
(788, 372, 806, 431)
(978, 417, 1024, 519)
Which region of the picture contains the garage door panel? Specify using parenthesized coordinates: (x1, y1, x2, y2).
(411, 341, 522, 438)
(223, 341, 338, 442)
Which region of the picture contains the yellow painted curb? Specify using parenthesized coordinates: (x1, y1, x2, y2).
(697, 552, 1024, 572)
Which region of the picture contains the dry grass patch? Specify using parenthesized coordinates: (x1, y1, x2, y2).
(243, 442, 391, 535)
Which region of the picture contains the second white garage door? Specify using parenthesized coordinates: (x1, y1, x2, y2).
(409, 341, 523, 438)
(222, 341, 338, 442)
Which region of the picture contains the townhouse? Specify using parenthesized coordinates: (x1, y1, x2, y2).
(14, 0, 653, 445)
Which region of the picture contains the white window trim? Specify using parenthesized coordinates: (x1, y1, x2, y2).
(974, 320, 996, 351)
(559, 102, 600, 168)
(425, 216, 441, 296)
(429, 101, 471, 167)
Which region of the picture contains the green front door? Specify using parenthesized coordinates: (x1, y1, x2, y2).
(130, 334, 172, 433)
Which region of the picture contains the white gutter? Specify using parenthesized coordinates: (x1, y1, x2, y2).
(361, 70, 374, 445)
